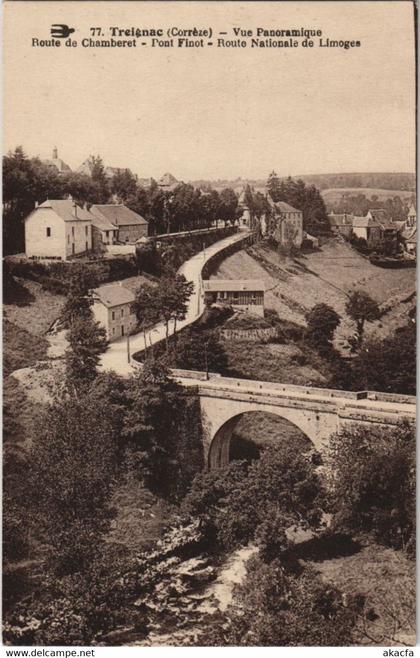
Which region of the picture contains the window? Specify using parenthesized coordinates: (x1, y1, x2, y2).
(121, 308, 124, 318)
(233, 292, 239, 299)
(72, 226, 75, 237)
(112, 328, 115, 335)
(112, 311, 115, 321)
(85, 226, 88, 236)
(105, 231, 109, 239)
(46, 227, 51, 237)
(85, 241, 88, 252)
(67, 234, 70, 244)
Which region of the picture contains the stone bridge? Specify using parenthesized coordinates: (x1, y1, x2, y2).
(173, 371, 416, 469)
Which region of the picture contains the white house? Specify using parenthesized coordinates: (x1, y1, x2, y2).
(92, 283, 137, 341)
(24, 199, 92, 260)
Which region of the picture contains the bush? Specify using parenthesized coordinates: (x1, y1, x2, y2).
(183, 442, 325, 553)
(328, 422, 415, 555)
(203, 557, 361, 646)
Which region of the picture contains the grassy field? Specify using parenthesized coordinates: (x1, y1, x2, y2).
(4, 278, 65, 335)
(321, 187, 414, 205)
(305, 542, 415, 646)
(211, 238, 415, 350)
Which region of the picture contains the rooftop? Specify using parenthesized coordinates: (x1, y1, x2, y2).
(90, 204, 148, 227)
(352, 216, 379, 228)
(158, 172, 179, 188)
(328, 213, 353, 226)
(35, 199, 92, 222)
(92, 283, 136, 307)
(204, 279, 265, 292)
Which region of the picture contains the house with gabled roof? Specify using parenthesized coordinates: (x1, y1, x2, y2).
(90, 204, 148, 244)
(92, 283, 137, 341)
(265, 198, 303, 249)
(24, 198, 92, 260)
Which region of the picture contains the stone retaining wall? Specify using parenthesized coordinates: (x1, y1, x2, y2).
(220, 327, 278, 342)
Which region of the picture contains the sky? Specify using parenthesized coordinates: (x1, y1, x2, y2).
(3, 1, 416, 181)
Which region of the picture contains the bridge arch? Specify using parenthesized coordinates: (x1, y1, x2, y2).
(207, 406, 325, 469)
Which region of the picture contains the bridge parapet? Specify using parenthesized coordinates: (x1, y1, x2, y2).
(174, 370, 416, 406)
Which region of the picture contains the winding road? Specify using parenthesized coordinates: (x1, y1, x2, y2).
(98, 228, 251, 375)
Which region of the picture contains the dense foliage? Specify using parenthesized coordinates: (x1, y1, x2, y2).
(330, 191, 413, 220)
(183, 442, 325, 553)
(266, 172, 330, 235)
(345, 290, 381, 348)
(350, 318, 416, 395)
(328, 422, 415, 555)
(122, 358, 203, 498)
(3, 147, 239, 254)
(205, 557, 361, 646)
(305, 303, 341, 349)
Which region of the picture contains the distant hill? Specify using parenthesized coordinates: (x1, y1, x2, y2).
(189, 172, 416, 193)
(322, 187, 415, 207)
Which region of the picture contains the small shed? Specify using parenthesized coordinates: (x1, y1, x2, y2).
(203, 279, 265, 317)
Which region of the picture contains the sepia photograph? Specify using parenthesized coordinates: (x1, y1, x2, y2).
(2, 0, 416, 650)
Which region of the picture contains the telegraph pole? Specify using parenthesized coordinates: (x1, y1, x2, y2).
(126, 331, 131, 364)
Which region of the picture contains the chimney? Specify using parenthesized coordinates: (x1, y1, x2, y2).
(53, 146, 58, 160)
(35, 201, 38, 209)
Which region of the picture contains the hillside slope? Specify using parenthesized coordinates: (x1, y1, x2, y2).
(210, 238, 415, 350)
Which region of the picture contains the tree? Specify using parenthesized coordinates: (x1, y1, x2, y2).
(133, 282, 160, 349)
(65, 315, 108, 388)
(86, 155, 110, 203)
(122, 357, 188, 497)
(154, 275, 194, 347)
(111, 168, 138, 202)
(147, 179, 166, 235)
(350, 318, 416, 395)
(170, 328, 228, 373)
(305, 303, 341, 349)
(172, 274, 195, 333)
(61, 267, 98, 325)
(328, 422, 415, 554)
(3, 147, 64, 254)
(30, 392, 118, 574)
(267, 171, 282, 202)
(219, 188, 239, 225)
(345, 291, 380, 347)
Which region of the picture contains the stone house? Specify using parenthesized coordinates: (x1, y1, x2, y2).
(328, 213, 354, 238)
(406, 204, 416, 228)
(24, 199, 92, 260)
(203, 279, 265, 317)
(90, 204, 148, 244)
(402, 205, 417, 254)
(265, 199, 303, 249)
(351, 215, 381, 247)
(92, 283, 137, 341)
